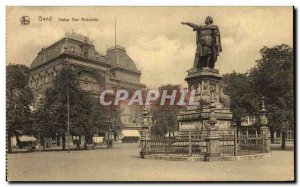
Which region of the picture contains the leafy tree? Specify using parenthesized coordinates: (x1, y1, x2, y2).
(222, 44, 294, 143)
(6, 64, 34, 153)
(151, 84, 182, 137)
(35, 66, 90, 149)
(34, 66, 122, 149)
(249, 44, 294, 141)
(222, 72, 260, 127)
(95, 93, 124, 140)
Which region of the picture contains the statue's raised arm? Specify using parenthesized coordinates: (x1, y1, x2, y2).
(181, 22, 201, 30)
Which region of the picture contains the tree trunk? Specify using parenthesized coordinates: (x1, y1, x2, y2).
(281, 130, 286, 150)
(270, 129, 275, 144)
(62, 133, 66, 150)
(56, 135, 60, 146)
(43, 136, 46, 150)
(7, 132, 12, 153)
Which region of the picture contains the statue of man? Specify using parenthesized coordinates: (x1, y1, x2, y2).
(182, 16, 222, 69)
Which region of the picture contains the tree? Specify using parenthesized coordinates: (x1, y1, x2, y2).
(222, 44, 294, 143)
(249, 44, 294, 141)
(34, 66, 121, 149)
(6, 64, 34, 153)
(95, 92, 124, 141)
(36, 66, 90, 150)
(222, 72, 260, 127)
(151, 84, 182, 137)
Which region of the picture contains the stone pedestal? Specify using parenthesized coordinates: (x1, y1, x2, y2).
(175, 67, 232, 161)
(205, 127, 221, 161)
(177, 68, 233, 133)
(260, 126, 271, 153)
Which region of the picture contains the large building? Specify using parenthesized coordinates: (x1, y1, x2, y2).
(29, 31, 145, 143)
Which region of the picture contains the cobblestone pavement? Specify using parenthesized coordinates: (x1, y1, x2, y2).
(7, 143, 294, 181)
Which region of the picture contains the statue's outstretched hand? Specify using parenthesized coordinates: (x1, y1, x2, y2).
(181, 22, 186, 25)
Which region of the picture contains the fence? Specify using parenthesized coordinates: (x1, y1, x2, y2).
(237, 133, 264, 155)
(285, 131, 294, 143)
(147, 133, 206, 156)
(219, 129, 235, 156)
(144, 127, 269, 157)
(274, 130, 294, 144)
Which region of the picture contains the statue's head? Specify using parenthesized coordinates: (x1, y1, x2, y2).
(205, 16, 213, 25)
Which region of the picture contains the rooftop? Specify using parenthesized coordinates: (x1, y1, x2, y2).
(65, 31, 94, 45)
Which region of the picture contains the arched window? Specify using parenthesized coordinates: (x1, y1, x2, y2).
(83, 78, 89, 90)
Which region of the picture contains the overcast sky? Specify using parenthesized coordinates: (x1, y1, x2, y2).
(7, 7, 293, 88)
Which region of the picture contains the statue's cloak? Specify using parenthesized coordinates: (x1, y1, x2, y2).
(194, 25, 222, 57)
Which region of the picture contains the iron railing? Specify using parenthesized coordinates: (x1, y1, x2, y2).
(146, 128, 268, 157)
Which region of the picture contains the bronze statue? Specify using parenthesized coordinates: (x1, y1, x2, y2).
(182, 16, 222, 69)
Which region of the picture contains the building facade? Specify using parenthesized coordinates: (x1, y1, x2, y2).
(29, 32, 145, 143)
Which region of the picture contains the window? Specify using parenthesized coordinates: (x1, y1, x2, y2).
(83, 79, 89, 90)
(82, 47, 89, 57)
(84, 83, 89, 90)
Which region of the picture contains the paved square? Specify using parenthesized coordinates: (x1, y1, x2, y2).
(7, 143, 294, 181)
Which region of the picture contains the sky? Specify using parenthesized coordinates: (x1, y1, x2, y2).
(6, 6, 293, 88)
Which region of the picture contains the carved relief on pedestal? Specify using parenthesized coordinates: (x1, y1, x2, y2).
(200, 81, 211, 107)
(193, 83, 201, 103)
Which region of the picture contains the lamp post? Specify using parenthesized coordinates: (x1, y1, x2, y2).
(260, 96, 268, 126)
(260, 96, 271, 153)
(107, 116, 114, 149)
(67, 77, 70, 153)
(140, 107, 150, 158)
(107, 118, 111, 149)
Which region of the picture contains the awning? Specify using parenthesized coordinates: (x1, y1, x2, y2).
(18, 135, 37, 142)
(121, 130, 141, 137)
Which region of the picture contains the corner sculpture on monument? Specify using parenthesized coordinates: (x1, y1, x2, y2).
(182, 16, 222, 70)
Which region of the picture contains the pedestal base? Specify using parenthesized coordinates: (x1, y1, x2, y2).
(260, 126, 271, 153)
(205, 153, 221, 162)
(205, 127, 221, 161)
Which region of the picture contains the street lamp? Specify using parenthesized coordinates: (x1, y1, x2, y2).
(67, 80, 70, 153)
(64, 62, 71, 153)
(260, 96, 268, 127)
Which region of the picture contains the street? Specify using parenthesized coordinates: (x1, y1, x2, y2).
(7, 143, 294, 181)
